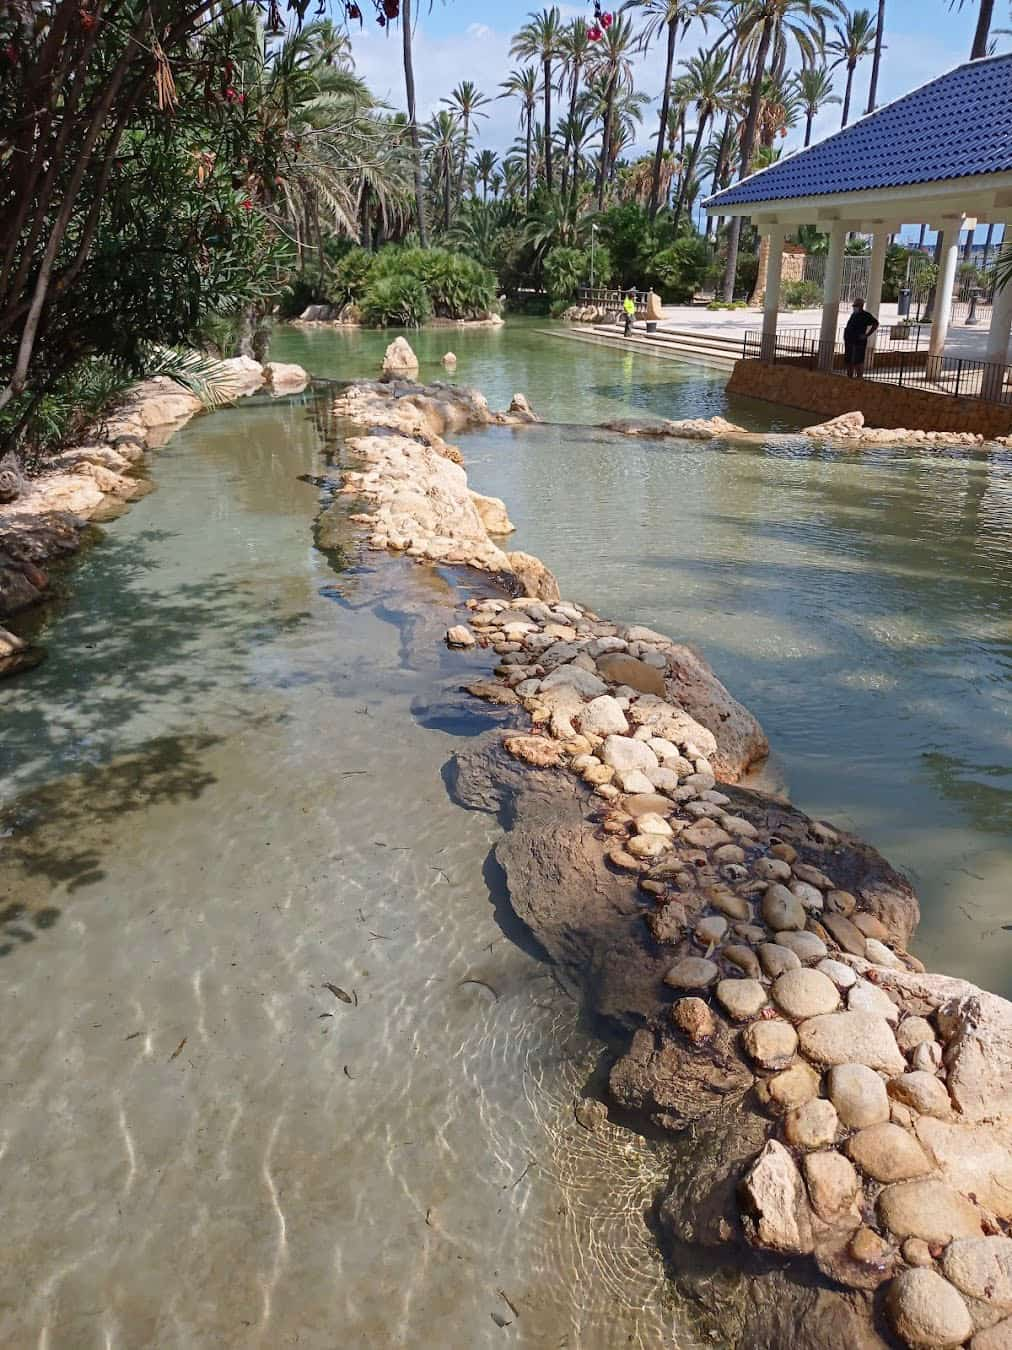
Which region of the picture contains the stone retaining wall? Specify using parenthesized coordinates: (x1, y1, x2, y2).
(727, 359, 1012, 437)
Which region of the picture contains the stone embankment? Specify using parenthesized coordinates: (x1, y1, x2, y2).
(605, 408, 990, 450)
(325, 346, 1012, 1350)
(0, 355, 309, 673)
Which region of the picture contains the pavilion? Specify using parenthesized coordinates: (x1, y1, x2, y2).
(704, 53, 1012, 381)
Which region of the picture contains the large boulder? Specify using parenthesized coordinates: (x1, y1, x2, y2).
(220, 354, 266, 398)
(382, 336, 419, 377)
(265, 362, 309, 396)
(0, 452, 26, 503)
(505, 550, 561, 602)
(469, 490, 515, 535)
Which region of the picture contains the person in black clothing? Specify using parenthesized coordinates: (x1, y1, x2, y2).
(843, 297, 879, 378)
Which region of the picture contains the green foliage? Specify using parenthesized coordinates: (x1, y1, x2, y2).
(782, 279, 823, 309)
(359, 274, 433, 327)
(325, 246, 378, 306)
(883, 244, 912, 302)
(650, 238, 710, 304)
(735, 251, 760, 300)
(542, 245, 612, 302)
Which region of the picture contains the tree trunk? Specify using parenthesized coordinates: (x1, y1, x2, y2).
(597, 89, 613, 211)
(525, 114, 533, 204)
(721, 17, 774, 301)
(360, 183, 371, 248)
(648, 18, 679, 219)
(457, 112, 470, 199)
(402, 0, 428, 247)
(866, 0, 886, 112)
(673, 112, 709, 234)
(971, 0, 994, 57)
(842, 63, 854, 126)
(543, 57, 553, 191)
(982, 220, 996, 269)
(805, 108, 814, 146)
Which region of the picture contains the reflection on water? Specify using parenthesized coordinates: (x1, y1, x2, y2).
(0, 389, 687, 1348)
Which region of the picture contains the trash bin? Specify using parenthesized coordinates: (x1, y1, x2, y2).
(646, 321, 657, 333)
(897, 287, 912, 318)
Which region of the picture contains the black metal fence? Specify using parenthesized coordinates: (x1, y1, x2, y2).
(577, 286, 651, 315)
(742, 330, 1012, 405)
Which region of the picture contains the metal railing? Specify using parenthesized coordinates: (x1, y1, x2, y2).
(742, 330, 1012, 405)
(577, 286, 651, 316)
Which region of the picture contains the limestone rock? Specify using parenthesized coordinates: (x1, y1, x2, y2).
(889, 1072, 953, 1119)
(507, 392, 540, 423)
(265, 361, 309, 395)
(540, 665, 606, 698)
(772, 968, 841, 1020)
(804, 1150, 860, 1220)
(577, 695, 629, 737)
(716, 978, 767, 1020)
(886, 1268, 973, 1348)
(503, 734, 562, 768)
(469, 490, 515, 535)
(446, 624, 475, 648)
(777, 930, 829, 963)
(939, 992, 1012, 1123)
(740, 1140, 814, 1255)
(785, 1098, 840, 1149)
(941, 1236, 1012, 1311)
(382, 336, 419, 375)
(799, 1012, 906, 1074)
(847, 1123, 933, 1183)
(803, 410, 866, 438)
(442, 351, 457, 368)
(505, 550, 561, 602)
(664, 957, 719, 990)
(762, 884, 806, 932)
(828, 1063, 890, 1129)
(760, 943, 803, 978)
(849, 979, 901, 1023)
(743, 1018, 798, 1069)
(971, 1320, 1012, 1349)
(823, 912, 868, 957)
(767, 1061, 822, 1112)
(913, 1117, 1012, 1220)
(818, 958, 859, 990)
(897, 1018, 938, 1053)
(672, 997, 716, 1043)
(601, 736, 658, 775)
(220, 354, 266, 397)
(879, 1179, 984, 1244)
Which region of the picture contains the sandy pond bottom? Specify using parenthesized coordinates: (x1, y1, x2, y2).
(0, 396, 687, 1348)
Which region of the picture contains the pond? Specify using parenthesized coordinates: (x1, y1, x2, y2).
(0, 318, 1009, 1347)
(279, 319, 1012, 996)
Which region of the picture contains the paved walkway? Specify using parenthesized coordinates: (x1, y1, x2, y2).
(656, 303, 1003, 361)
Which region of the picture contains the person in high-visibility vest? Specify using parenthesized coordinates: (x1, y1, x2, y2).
(623, 290, 636, 336)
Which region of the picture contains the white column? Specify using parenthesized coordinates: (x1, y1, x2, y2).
(983, 231, 1012, 400)
(818, 221, 847, 369)
(928, 221, 961, 360)
(864, 227, 891, 367)
(761, 224, 786, 361)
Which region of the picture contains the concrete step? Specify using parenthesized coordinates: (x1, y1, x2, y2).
(548, 325, 738, 369)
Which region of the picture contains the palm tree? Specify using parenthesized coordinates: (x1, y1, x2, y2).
(500, 66, 541, 204)
(422, 110, 463, 232)
(794, 65, 839, 144)
(672, 48, 737, 230)
(865, 0, 886, 110)
(559, 18, 592, 194)
(827, 8, 877, 126)
(585, 13, 638, 208)
(557, 107, 599, 192)
(473, 148, 499, 202)
(950, 0, 994, 58)
(398, 0, 428, 246)
(510, 7, 566, 191)
(441, 80, 491, 196)
(720, 0, 844, 301)
(628, 0, 723, 218)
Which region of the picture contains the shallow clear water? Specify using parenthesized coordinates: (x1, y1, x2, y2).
(279, 320, 1012, 993)
(2, 318, 1010, 1347)
(0, 390, 684, 1348)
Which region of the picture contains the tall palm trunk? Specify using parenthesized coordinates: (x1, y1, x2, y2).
(525, 111, 533, 203)
(841, 61, 855, 126)
(866, 0, 886, 112)
(971, 0, 994, 57)
(543, 58, 553, 190)
(673, 112, 709, 233)
(722, 21, 774, 301)
(443, 158, 451, 231)
(648, 18, 679, 219)
(402, 0, 428, 246)
(457, 112, 470, 199)
(805, 107, 814, 145)
(597, 82, 615, 210)
(982, 220, 996, 269)
(360, 183, 371, 249)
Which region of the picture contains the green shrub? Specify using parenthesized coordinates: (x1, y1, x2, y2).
(650, 237, 710, 303)
(735, 251, 760, 300)
(542, 245, 612, 302)
(359, 274, 432, 327)
(351, 245, 495, 323)
(325, 247, 376, 306)
(417, 250, 497, 319)
(781, 279, 823, 309)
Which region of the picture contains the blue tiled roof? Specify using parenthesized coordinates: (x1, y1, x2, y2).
(705, 54, 1012, 209)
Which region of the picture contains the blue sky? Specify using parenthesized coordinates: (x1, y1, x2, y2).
(341, 0, 1005, 242)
